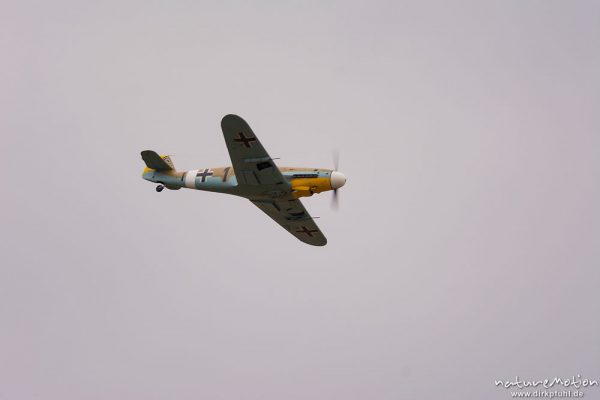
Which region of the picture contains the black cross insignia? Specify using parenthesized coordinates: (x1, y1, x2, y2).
(296, 226, 319, 237)
(196, 169, 213, 182)
(233, 132, 257, 148)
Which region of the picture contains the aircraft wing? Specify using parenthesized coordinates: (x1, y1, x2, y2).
(221, 114, 289, 188)
(251, 199, 327, 246)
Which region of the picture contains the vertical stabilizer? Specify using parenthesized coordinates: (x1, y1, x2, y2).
(141, 150, 176, 171)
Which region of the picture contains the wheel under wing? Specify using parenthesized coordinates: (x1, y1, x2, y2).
(251, 199, 327, 246)
(221, 114, 289, 189)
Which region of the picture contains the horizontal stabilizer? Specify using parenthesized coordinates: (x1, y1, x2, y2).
(141, 150, 175, 171)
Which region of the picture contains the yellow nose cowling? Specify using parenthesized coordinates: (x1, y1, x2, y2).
(290, 177, 331, 199)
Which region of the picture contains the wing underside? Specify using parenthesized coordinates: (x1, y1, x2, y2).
(221, 114, 327, 246)
(251, 199, 327, 246)
(221, 114, 289, 189)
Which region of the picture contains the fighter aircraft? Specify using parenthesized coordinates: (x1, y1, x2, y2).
(141, 114, 346, 246)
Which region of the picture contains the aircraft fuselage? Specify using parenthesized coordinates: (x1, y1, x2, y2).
(142, 166, 346, 200)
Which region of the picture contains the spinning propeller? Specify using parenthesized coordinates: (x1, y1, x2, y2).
(330, 149, 346, 210)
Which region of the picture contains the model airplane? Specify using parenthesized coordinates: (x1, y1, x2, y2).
(141, 114, 346, 246)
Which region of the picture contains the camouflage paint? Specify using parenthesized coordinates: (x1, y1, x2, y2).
(143, 165, 335, 199)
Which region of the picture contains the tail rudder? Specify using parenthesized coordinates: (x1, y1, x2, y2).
(141, 150, 176, 171)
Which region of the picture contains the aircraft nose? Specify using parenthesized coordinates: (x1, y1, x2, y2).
(330, 171, 347, 190)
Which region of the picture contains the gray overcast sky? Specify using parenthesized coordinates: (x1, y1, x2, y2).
(2, 1, 599, 399)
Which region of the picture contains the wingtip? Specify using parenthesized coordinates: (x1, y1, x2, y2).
(221, 114, 243, 125)
(308, 238, 328, 247)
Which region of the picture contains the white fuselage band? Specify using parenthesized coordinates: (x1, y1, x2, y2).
(185, 169, 198, 189)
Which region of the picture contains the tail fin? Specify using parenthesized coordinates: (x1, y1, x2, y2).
(141, 150, 176, 171)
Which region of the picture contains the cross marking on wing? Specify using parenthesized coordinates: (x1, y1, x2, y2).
(233, 131, 257, 148)
(296, 226, 319, 237)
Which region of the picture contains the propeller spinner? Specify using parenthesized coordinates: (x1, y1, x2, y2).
(330, 150, 346, 209)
